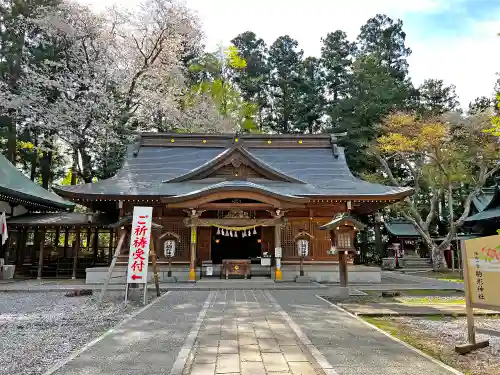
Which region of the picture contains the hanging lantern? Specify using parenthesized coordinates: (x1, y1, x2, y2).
(222, 229, 226, 236)
(217, 227, 221, 235)
(247, 230, 251, 236)
(296, 238, 309, 257)
(242, 231, 246, 238)
(229, 231, 233, 237)
(163, 239, 176, 258)
(253, 227, 257, 235)
(234, 231, 238, 238)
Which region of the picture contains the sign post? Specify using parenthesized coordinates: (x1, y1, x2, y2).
(455, 235, 500, 354)
(126, 206, 153, 305)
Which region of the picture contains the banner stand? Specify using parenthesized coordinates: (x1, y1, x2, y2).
(99, 206, 161, 307)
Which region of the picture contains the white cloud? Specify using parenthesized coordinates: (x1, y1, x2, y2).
(78, 0, 499, 107)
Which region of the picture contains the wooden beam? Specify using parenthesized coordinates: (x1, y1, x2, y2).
(186, 217, 283, 228)
(198, 203, 272, 210)
(98, 231, 126, 304)
(150, 239, 160, 297)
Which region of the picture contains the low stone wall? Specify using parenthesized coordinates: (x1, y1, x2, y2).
(85, 264, 381, 284)
(275, 265, 381, 283)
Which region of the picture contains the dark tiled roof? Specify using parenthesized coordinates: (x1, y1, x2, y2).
(55, 133, 412, 200)
(472, 186, 497, 212)
(384, 220, 421, 237)
(0, 153, 74, 210)
(465, 206, 500, 222)
(318, 214, 366, 230)
(7, 212, 115, 227)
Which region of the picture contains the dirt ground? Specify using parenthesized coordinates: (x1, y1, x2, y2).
(365, 315, 500, 375)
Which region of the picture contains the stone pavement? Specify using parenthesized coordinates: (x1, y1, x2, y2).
(47, 289, 460, 375)
(270, 290, 459, 375)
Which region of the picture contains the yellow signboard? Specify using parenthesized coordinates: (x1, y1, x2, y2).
(191, 227, 197, 244)
(464, 234, 500, 309)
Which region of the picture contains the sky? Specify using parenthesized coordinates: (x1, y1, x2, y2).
(77, 0, 500, 109)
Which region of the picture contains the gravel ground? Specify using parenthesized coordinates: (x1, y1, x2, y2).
(396, 316, 500, 375)
(0, 291, 144, 375)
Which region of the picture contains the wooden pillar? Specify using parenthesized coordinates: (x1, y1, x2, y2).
(72, 229, 81, 279)
(150, 239, 160, 296)
(86, 227, 91, 253)
(274, 223, 282, 281)
(37, 237, 44, 280)
(108, 229, 114, 265)
(63, 228, 69, 258)
(92, 228, 99, 264)
(338, 251, 348, 287)
(189, 226, 197, 282)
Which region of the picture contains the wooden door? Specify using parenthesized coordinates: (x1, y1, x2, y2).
(261, 226, 274, 256)
(197, 227, 212, 265)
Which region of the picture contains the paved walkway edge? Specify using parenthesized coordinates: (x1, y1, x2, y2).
(265, 291, 339, 375)
(316, 295, 464, 375)
(42, 292, 171, 375)
(169, 291, 215, 375)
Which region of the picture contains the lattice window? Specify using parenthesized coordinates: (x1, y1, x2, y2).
(337, 232, 352, 248)
(281, 222, 294, 256)
(163, 222, 190, 259)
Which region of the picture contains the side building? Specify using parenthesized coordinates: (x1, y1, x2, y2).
(55, 133, 413, 283)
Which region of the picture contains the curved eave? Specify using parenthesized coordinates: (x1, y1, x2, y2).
(308, 187, 414, 202)
(0, 186, 74, 211)
(53, 187, 162, 203)
(161, 184, 309, 204)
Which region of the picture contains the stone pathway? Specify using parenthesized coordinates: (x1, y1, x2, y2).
(47, 289, 461, 375)
(184, 290, 326, 375)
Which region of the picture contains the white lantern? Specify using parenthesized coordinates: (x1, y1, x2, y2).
(164, 239, 176, 257)
(296, 239, 309, 257)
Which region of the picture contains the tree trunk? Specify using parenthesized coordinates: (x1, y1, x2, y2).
(40, 149, 53, 190)
(71, 145, 78, 185)
(78, 145, 93, 183)
(430, 243, 447, 270)
(30, 137, 38, 181)
(6, 113, 16, 163)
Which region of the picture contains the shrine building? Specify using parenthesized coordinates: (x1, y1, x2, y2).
(53, 133, 412, 283)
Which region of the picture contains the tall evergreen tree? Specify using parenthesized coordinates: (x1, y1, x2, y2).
(296, 57, 325, 134)
(337, 14, 414, 174)
(267, 35, 303, 133)
(320, 30, 356, 128)
(418, 79, 460, 116)
(230, 31, 269, 129)
(357, 13, 411, 80)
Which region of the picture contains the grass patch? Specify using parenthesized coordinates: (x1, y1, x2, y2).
(396, 296, 465, 305)
(399, 289, 463, 296)
(422, 271, 464, 283)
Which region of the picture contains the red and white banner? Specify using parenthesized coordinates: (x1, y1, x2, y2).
(1, 212, 8, 246)
(127, 207, 153, 284)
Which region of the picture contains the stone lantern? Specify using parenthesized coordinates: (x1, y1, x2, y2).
(319, 214, 365, 289)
